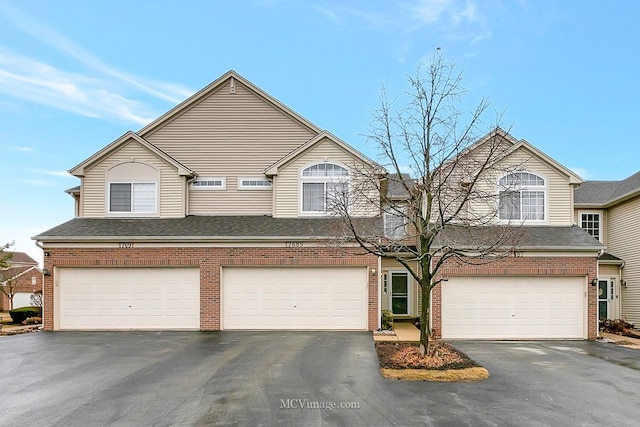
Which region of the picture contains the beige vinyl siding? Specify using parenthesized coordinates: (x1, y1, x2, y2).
(188, 178, 272, 215)
(143, 80, 315, 216)
(599, 264, 620, 277)
(274, 138, 378, 217)
(81, 139, 185, 218)
(607, 198, 640, 324)
(469, 147, 575, 225)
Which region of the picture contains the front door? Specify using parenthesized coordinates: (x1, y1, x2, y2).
(598, 280, 609, 321)
(390, 272, 409, 315)
(598, 279, 619, 321)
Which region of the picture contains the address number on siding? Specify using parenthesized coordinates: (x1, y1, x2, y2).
(119, 242, 134, 248)
(285, 242, 303, 248)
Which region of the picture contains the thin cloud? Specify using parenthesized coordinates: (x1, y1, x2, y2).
(0, 3, 193, 104)
(0, 49, 157, 125)
(413, 0, 455, 24)
(31, 169, 75, 178)
(314, 0, 492, 50)
(1, 145, 34, 152)
(570, 167, 590, 180)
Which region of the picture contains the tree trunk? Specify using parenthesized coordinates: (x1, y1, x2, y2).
(418, 278, 431, 356)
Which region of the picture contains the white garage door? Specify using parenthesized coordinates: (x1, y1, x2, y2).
(442, 276, 585, 339)
(57, 267, 200, 330)
(222, 267, 367, 330)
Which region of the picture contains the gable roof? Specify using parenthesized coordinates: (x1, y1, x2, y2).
(139, 70, 322, 138)
(575, 171, 640, 207)
(508, 140, 583, 184)
(464, 128, 583, 185)
(264, 131, 380, 176)
(0, 266, 39, 284)
(69, 131, 194, 177)
(2, 251, 37, 266)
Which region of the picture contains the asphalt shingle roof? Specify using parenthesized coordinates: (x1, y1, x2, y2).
(575, 171, 640, 205)
(34, 216, 603, 251)
(433, 225, 603, 250)
(34, 216, 381, 241)
(386, 173, 414, 199)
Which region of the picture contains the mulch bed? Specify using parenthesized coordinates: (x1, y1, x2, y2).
(375, 341, 480, 370)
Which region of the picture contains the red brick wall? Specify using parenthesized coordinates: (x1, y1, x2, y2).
(42, 246, 379, 331)
(429, 256, 599, 339)
(1, 268, 43, 311)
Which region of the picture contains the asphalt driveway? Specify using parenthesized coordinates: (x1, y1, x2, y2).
(1, 332, 640, 426)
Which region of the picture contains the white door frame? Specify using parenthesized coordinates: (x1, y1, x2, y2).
(387, 270, 411, 316)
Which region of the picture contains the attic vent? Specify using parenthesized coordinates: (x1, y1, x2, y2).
(230, 77, 236, 94)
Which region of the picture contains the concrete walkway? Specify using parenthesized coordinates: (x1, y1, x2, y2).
(601, 331, 640, 349)
(373, 322, 420, 343)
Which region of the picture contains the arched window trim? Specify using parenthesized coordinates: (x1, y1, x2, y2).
(299, 161, 350, 215)
(497, 171, 547, 222)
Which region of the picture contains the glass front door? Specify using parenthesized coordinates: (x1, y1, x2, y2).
(598, 279, 609, 321)
(391, 272, 409, 315)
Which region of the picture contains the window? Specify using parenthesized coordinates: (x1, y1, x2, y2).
(109, 182, 156, 213)
(191, 178, 225, 190)
(498, 172, 545, 221)
(239, 177, 272, 190)
(580, 212, 602, 241)
(384, 211, 406, 238)
(300, 163, 349, 214)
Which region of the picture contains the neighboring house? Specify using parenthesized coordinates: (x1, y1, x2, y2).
(0, 251, 43, 310)
(574, 171, 640, 326)
(34, 71, 601, 339)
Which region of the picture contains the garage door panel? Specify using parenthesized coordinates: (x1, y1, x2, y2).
(442, 277, 585, 339)
(223, 267, 367, 330)
(58, 268, 200, 330)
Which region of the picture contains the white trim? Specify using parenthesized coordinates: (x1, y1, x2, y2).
(107, 181, 158, 217)
(387, 270, 412, 316)
(191, 177, 226, 190)
(497, 171, 548, 224)
(238, 177, 272, 190)
(578, 210, 604, 243)
(299, 161, 350, 216)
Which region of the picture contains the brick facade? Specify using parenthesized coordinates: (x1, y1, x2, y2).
(429, 255, 599, 339)
(1, 268, 43, 311)
(42, 246, 379, 331)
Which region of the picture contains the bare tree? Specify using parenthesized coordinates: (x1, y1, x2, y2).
(333, 52, 523, 354)
(0, 242, 12, 269)
(0, 270, 36, 310)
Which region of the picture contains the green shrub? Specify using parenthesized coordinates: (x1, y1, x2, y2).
(9, 306, 42, 324)
(381, 310, 394, 330)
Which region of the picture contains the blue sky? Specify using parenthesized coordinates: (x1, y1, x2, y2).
(1, 0, 639, 264)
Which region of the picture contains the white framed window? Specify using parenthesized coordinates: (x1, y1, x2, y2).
(108, 182, 157, 214)
(191, 178, 225, 190)
(300, 163, 349, 214)
(498, 172, 546, 221)
(238, 177, 272, 190)
(579, 211, 602, 242)
(384, 210, 407, 239)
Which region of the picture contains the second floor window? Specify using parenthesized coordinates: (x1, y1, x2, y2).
(109, 182, 156, 213)
(580, 212, 601, 241)
(498, 172, 546, 221)
(384, 209, 407, 239)
(301, 163, 349, 214)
